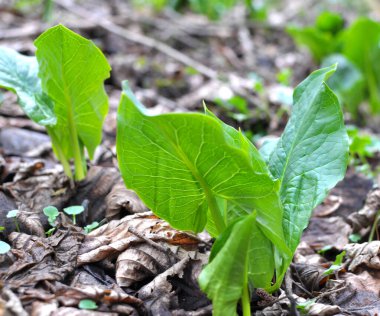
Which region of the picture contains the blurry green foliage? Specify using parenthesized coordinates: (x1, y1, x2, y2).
(288, 14, 380, 115)
(132, 0, 270, 20)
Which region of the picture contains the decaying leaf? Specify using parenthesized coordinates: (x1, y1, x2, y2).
(347, 189, 380, 235)
(2, 228, 84, 288)
(302, 216, 352, 251)
(138, 257, 209, 314)
(0, 287, 28, 316)
(68, 166, 121, 224)
(106, 182, 149, 221)
(344, 241, 380, 271)
(79, 212, 198, 264)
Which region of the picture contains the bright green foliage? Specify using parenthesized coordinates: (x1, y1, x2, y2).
(35, 25, 111, 180)
(323, 251, 346, 276)
(63, 205, 84, 225)
(0, 241, 11, 254)
(84, 221, 99, 234)
(289, 15, 380, 115)
(287, 12, 344, 62)
(342, 18, 380, 113)
(78, 299, 98, 310)
(268, 65, 349, 253)
(0, 47, 56, 126)
(0, 25, 111, 181)
(43, 206, 59, 227)
(117, 65, 348, 314)
(321, 54, 365, 118)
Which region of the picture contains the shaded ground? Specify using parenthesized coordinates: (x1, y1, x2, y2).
(1, 0, 380, 315)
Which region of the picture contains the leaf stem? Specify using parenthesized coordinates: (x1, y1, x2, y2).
(369, 209, 380, 242)
(207, 195, 226, 234)
(241, 284, 251, 316)
(48, 129, 73, 179)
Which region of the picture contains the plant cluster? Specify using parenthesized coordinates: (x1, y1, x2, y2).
(0, 25, 349, 315)
(288, 13, 380, 117)
(116, 66, 349, 314)
(0, 25, 111, 181)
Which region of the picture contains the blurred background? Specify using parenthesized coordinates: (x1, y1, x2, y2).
(1, 0, 380, 179)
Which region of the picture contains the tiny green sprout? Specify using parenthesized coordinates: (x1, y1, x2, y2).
(45, 227, 55, 237)
(7, 209, 20, 232)
(296, 299, 316, 313)
(84, 221, 99, 234)
(43, 206, 59, 227)
(0, 241, 11, 254)
(349, 233, 361, 243)
(323, 251, 346, 276)
(317, 245, 333, 254)
(276, 68, 292, 86)
(0, 226, 5, 232)
(63, 205, 84, 225)
(79, 299, 98, 310)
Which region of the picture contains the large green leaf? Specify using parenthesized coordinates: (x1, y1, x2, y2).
(0, 47, 56, 126)
(117, 82, 289, 259)
(199, 213, 275, 315)
(268, 64, 349, 253)
(34, 24, 111, 161)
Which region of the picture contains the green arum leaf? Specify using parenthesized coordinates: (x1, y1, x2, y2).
(268, 65, 349, 278)
(200, 213, 276, 315)
(342, 18, 380, 113)
(35, 24, 111, 180)
(117, 82, 289, 259)
(0, 47, 56, 126)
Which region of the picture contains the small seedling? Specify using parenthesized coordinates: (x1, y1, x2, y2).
(296, 299, 316, 313)
(0, 241, 11, 254)
(45, 227, 56, 237)
(78, 299, 98, 310)
(323, 251, 346, 276)
(84, 221, 99, 234)
(7, 210, 20, 232)
(349, 233, 361, 243)
(0, 226, 4, 232)
(43, 206, 59, 227)
(63, 205, 84, 225)
(317, 245, 333, 255)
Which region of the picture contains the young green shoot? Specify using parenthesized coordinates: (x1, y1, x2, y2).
(369, 209, 380, 242)
(78, 299, 98, 310)
(63, 205, 84, 225)
(84, 221, 99, 234)
(7, 210, 20, 232)
(43, 206, 59, 227)
(0, 25, 111, 181)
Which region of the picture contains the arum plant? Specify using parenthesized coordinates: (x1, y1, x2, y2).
(0, 25, 111, 180)
(116, 65, 349, 315)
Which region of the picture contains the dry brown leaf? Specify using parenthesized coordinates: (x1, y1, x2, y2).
(78, 212, 199, 265)
(68, 166, 121, 224)
(307, 302, 342, 316)
(105, 182, 149, 221)
(0, 288, 28, 316)
(2, 229, 84, 289)
(348, 189, 380, 235)
(344, 241, 380, 271)
(302, 216, 352, 251)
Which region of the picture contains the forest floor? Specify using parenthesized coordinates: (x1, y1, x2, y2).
(1, 0, 380, 315)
